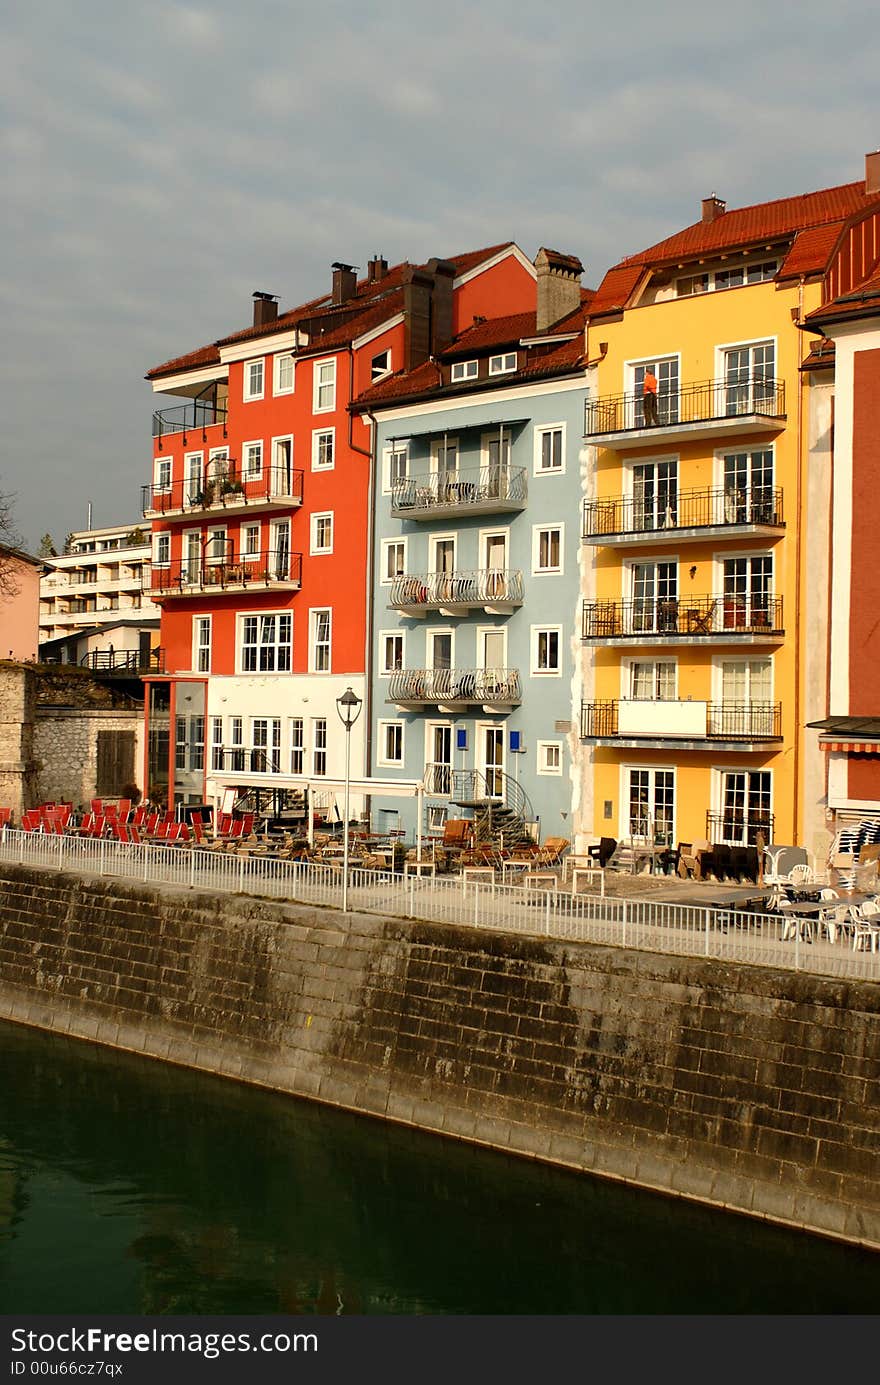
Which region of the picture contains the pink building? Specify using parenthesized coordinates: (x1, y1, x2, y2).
(0, 547, 42, 662)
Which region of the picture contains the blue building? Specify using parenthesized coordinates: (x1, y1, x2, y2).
(356, 250, 590, 846)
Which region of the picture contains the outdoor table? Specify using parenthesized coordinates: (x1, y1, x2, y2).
(404, 859, 435, 878)
(520, 871, 558, 892)
(461, 866, 495, 889)
(571, 866, 606, 897)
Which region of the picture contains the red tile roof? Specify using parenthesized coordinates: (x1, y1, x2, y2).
(777, 222, 845, 279)
(587, 265, 645, 318)
(440, 312, 537, 357)
(805, 263, 880, 327)
(146, 244, 520, 380)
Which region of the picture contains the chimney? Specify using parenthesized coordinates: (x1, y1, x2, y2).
(426, 258, 455, 355)
(252, 291, 279, 328)
(534, 248, 584, 332)
(367, 254, 388, 283)
(866, 149, 880, 197)
(402, 268, 434, 371)
(331, 262, 358, 305)
(701, 194, 726, 224)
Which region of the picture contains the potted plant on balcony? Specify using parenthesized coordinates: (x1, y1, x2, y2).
(219, 477, 244, 502)
(192, 481, 216, 508)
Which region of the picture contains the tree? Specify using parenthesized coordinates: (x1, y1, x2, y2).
(63, 532, 75, 555)
(0, 486, 23, 598)
(39, 533, 58, 558)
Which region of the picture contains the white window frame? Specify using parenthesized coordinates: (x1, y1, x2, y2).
(238, 610, 293, 674)
(477, 625, 507, 670)
(382, 441, 409, 493)
(273, 352, 295, 396)
(240, 521, 260, 559)
(242, 440, 263, 481)
(380, 538, 407, 584)
(620, 763, 677, 846)
(312, 357, 336, 413)
(426, 627, 454, 672)
(530, 625, 562, 677)
(371, 349, 392, 381)
(243, 358, 265, 402)
(193, 615, 212, 674)
(312, 427, 335, 471)
(312, 717, 328, 776)
(450, 360, 478, 382)
(532, 523, 564, 576)
(488, 352, 517, 375)
(310, 511, 334, 555)
(154, 532, 170, 567)
(154, 456, 172, 491)
(533, 423, 565, 475)
(711, 766, 773, 844)
(621, 657, 678, 700)
(205, 525, 228, 565)
(289, 717, 305, 776)
(379, 630, 405, 676)
(309, 607, 332, 673)
(377, 719, 405, 767)
(536, 740, 563, 776)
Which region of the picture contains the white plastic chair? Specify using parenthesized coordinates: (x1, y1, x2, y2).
(853, 900, 880, 953)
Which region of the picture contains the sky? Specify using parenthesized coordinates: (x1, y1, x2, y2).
(1, 0, 878, 550)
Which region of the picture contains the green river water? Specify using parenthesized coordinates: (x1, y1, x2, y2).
(0, 1020, 877, 1314)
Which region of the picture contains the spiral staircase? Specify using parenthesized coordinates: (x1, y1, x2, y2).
(423, 765, 535, 850)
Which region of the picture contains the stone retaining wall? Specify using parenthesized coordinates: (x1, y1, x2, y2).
(33, 708, 142, 807)
(0, 864, 877, 1248)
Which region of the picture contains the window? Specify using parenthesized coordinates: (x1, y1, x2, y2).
(290, 718, 304, 775)
(535, 425, 564, 474)
(240, 612, 292, 672)
(382, 539, 406, 583)
(251, 718, 281, 773)
(274, 352, 295, 395)
(450, 360, 478, 382)
(310, 512, 334, 555)
(378, 720, 404, 766)
(241, 523, 260, 559)
(312, 718, 327, 775)
(371, 349, 391, 381)
(676, 261, 777, 296)
(272, 436, 294, 495)
(312, 428, 335, 470)
(629, 660, 676, 700)
(205, 526, 228, 564)
(537, 741, 563, 776)
(193, 615, 211, 673)
(722, 448, 775, 523)
(717, 769, 772, 844)
(211, 716, 223, 771)
(384, 443, 408, 492)
(243, 441, 263, 479)
(632, 357, 679, 426)
(533, 524, 563, 574)
(229, 717, 244, 772)
(676, 272, 710, 297)
(626, 767, 674, 845)
(714, 659, 775, 736)
(175, 714, 204, 773)
(722, 555, 773, 628)
(313, 358, 336, 412)
(633, 459, 677, 531)
(310, 608, 332, 672)
(630, 560, 678, 634)
(243, 358, 264, 401)
(531, 626, 561, 675)
(175, 716, 187, 772)
(723, 341, 776, 415)
(155, 457, 172, 491)
(489, 352, 517, 375)
(154, 533, 170, 567)
(381, 632, 404, 674)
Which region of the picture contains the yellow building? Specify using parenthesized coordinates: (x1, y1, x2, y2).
(579, 164, 880, 862)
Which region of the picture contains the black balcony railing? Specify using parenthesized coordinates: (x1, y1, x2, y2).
(580, 700, 782, 740)
(212, 747, 284, 774)
(142, 466, 303, 517)
(388, 667, 521, 705)
(391, 465, 527, 514)
(583, 485, 784, 539)
(582, 593, 784, 640)
(389, 569, 524, 608)
(706, 810, 775, 847)
(584, 377, 785, 437)
(79, 648, 166, 675)
(152, 401, 227, 438)
(146, 548, 302, 596)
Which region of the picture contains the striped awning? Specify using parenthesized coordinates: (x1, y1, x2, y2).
(820, 739, 880, 754)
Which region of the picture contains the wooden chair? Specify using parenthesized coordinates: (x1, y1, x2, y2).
(534, 837, 569, 868)
(677, 839, 711, 879)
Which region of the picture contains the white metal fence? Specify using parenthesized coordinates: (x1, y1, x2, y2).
(1, 828, 878, 982)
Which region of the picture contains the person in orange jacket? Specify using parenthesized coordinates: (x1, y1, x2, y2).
(642, 366, 659, 425)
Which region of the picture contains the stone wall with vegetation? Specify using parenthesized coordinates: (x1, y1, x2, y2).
(33, 708, 142, 808)
(0, 863, 877, 1248)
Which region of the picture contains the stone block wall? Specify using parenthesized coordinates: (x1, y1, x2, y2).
(0, 664, 38, 819)
(33, 708, 143, 808)
(0, 863, 877, 1248)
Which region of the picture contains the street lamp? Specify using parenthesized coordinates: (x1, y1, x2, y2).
(335, 687, 363, 913)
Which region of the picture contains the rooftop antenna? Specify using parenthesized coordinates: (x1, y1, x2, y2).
(87, 501, 92, 531)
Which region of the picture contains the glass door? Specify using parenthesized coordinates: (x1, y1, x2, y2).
(724, 342, 775, 416)
(270, 519, 290, 580)
(486, 433, 511, 498)
(185, 453, 203, 506)
(631, 561, 677, 634)
(627, 768, 674, 845)
(183, 530, 201, 585)
(722, 555, 772, 628)
(480, 725, 504, 799)
(722, 448, 774, 524)
(427, 724, 452, 796)
(272, 438, 293, 496)
(633, 359, 679, 426)
(633, 460, 677, 531)
(484, 533, 507, 600)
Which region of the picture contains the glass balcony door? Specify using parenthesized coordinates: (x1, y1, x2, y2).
(631, 561, 677, 633)
(627, 768, 674, 845)
(724, 342, 775, 416)
(633, 459, 677, 531)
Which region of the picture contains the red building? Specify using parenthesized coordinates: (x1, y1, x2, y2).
(142, 245, 537, 815)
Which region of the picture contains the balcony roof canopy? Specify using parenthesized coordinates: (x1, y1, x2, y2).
(387, 417, 529, 444)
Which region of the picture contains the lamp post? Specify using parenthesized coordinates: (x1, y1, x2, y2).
(335, 687, 362, 913)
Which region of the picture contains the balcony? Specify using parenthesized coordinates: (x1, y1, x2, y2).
(581, 699, 782, 751)
(146, 549, 303, 599)
(388, 667, 521, 712)
(583, 486, 784, 545)
(388, 569, 524, 617)
(142, 466, 304, 521)
(390, 466, 527, 519)
(706, 810, 775, 847)
(584, 378, 786, 449)
(152, 401, 228, 439)
(582, 594, 784, 644)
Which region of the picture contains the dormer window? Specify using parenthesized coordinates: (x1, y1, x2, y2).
(371, 349, 391, 381)
(676, 260, 778, 298)
(451, 360, 478, 383)
(489, 352, 517, 375)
